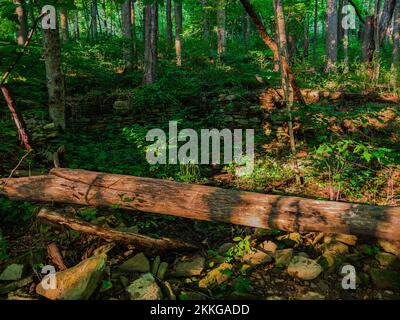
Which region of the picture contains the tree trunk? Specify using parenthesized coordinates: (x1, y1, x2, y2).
(392, 0, 400, 86)
(73, 12, 80, 40)
(325, 0, 338, 72)
(131, 0, 137, 64)
(303, 15, 309, 59)
(38, 208, 197, 251)
(15, 0, 28, 46)
(143, 1, 158, 84)
(201, 0, 209, 40)
(1, 168, 400, 241)
(60, 2, 69, 43)
(217, 0, 226, 57)
(42, 12, 66, 131)
(101, 0, 108, 34)
(174, 0, 183, 66)
(122, 0, 133, 71)
(90, 0, 98, 40)
(166, 0, 173, 49)
(373, 0, 381, 81)
(362, 16, 375, 61)
(239, 0, 305, 105)
(343, 0, 349, 72)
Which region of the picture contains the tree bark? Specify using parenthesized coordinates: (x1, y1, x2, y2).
(166, 0, 173, 49)
(313, 0, 318, 57)
(73, 12, 80, 39)
(325, 0, 338, 72)
(392, 0, 400, 86)
(101, 0, 108, 34)
(343, 0, 349, 72)
(42, 11, 66, 131)
(143, 1, 158, 84)
(174, 0, 183, 66)
(303, 15, 309, 59)
(90, 0, 98, 40)
(201, 0, 209, 40)
(122, 0, 133, 71)
(239, 0, 306, 105)
(60, 2, 69, 43)
(15, 0, 28, 46)
(217, 0, 226, 57)
(1, 168, 400, 241)
(38, 208, 197, 251)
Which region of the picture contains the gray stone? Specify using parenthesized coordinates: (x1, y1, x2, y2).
(172, 256, 205, 277)
(118, 253, 150, 273)
(0, 264, 24, 281)
(243, 241, 276, 266)
(287, 256, 323, 280)
(126, 273, 163, 300)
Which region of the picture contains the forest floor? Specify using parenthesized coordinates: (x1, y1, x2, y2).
(1, 39, 400, 300)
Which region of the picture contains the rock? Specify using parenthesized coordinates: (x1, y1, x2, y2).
(198, 263, 233, 289)
(321, 241, 348, 255)
(152, 256, 161, 275)
(274, 248, 293, 267)
(277, 233, 302, 246)
(118, 253, 150, 273)
(287, 256, 323, 280)
(217, 243, 234, 255)
(296, 291, 325, 300)
(156, 262, 168, 280)
(243, 241, 276, 266)
(0, 264, 24, 281)
(378, 240, 400, 257)
(160, 281, 176, 300)
(266, 295, 285, 300)
(172, 256, 205, 277)
(317, 251, 344, 273)
(126, 273, 163, 300)
(335, 234, 357, 246)
(375, 252, 399, 268)
(36, 254, 106, 300)
(179, 291, 207, 300)
(369, 268, 400, 290)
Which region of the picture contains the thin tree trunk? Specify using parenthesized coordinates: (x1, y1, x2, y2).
(201, 0, 209, 40)
(15, 0, 28, 46)
(240, 0, 305, 105)
(325, 0, 338, 72)
(174, 0, 183, 66)
(166, 0, 173, 49)
(217, 0, 226, 57)
(303, 15, 309, 59)
(101, 0, 108, 34)
(392, 0, 400, 86)
(42, 11, 66, 130)
(131, 0, 137, 64)
(143, 1, 158, 84)
(91, 0, 98, 40)
(373, 0, 381, 81)
(73, 12, 80, 40)
(273, 0, 301, 185)
(122, 0, 133, 71)
(60, 2, 69, 43)
(343, 0, 350, 72)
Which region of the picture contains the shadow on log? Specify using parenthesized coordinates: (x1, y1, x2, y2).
(1, 168, 400, 241)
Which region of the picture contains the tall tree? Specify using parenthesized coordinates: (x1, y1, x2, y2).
(313, 0, 318, 57)
(174, 0, 183, 66)
(273, 0, 301, 185)
(343, 0, 349, 72)
(166, 0, 173, 49)
(101, 0, 109, 34)
(122, 0, 134, 71)
(373, 0, 381, 81)
(325, 0, 338, 72)
(217, 0, 226, 57)
(15, 0, 28, 45)
(42, 7, 66, 130)
(60, 1, 69, 43)
(143, 1, 158, 84)
(239, 0, 305, 105)
(392, 0, 400, 85)
(201, 0, 209, 40)
(73, 11, 80, 39)
(90, 0, 98, 40)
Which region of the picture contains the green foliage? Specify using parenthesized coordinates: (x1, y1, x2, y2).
(0, 197, 37, 223)
(225, 236, 252, 263)
(77, 207, 97, 221)
(0, 233, 8, 261)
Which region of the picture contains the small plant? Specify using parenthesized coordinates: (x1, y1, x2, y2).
(77, 207, 97, 221)
(225, 236, 252, 262)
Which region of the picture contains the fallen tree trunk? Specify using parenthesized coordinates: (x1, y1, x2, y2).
(37, 208, 197, 251)
(1, 168, 400, 241)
